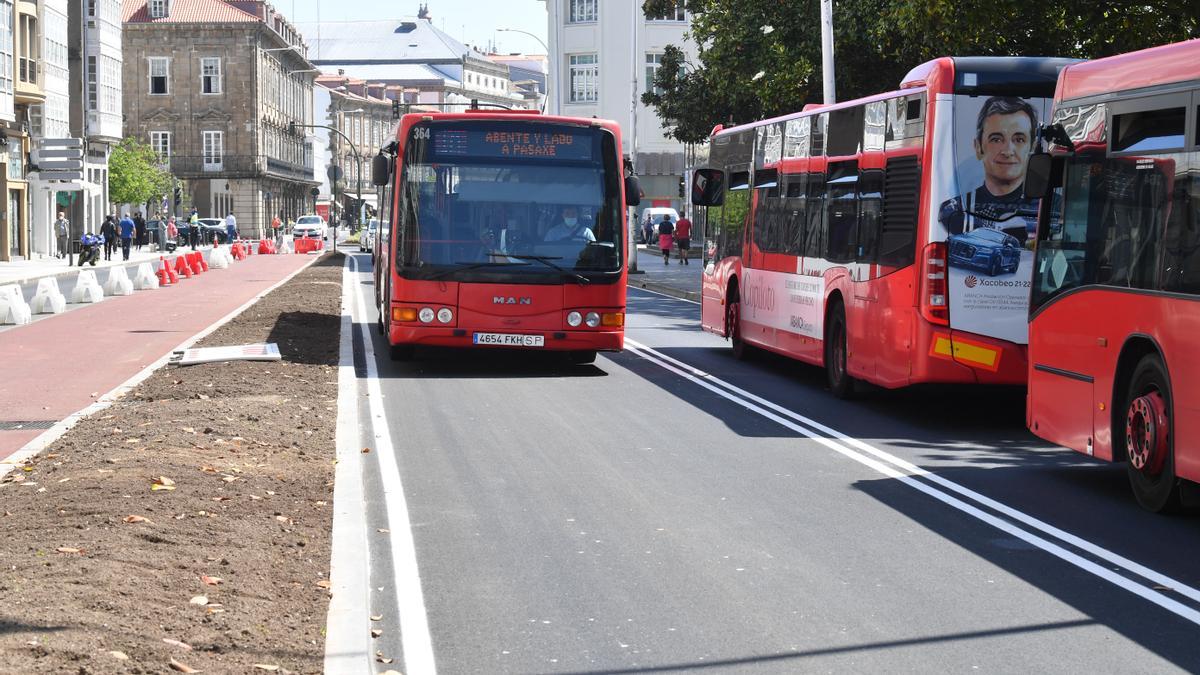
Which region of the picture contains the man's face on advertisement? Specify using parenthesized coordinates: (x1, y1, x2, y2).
(975, 111, 1032, 194)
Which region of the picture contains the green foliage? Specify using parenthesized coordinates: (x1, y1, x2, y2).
(108, 138, 174, 207)
(641, 0, 1200, 144)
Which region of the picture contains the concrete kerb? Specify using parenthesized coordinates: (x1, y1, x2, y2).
(0, 252, 327, 483)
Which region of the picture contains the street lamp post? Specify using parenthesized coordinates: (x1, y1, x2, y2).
(290, 117, 363, 255)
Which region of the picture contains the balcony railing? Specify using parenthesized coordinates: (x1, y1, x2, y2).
(166, 155, 316, 182)
(265, 157, 316, 182)
(18, 58, 36, 84)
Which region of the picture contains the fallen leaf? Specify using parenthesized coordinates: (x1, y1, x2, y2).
(370, 614, 383, 621)
(221, 475, 237, 483)
(377, 528, 389, 534)
(316, 580, 331, 589)
(56, 547, 81, 554)
(163, 638, 193, 651)
(169, 657, 200, 673)
(197, 394, 209, 400)
(200, 466, 218, 473)
(249, 494, 263, 501)
(200, 575, 223, 586)
(314, 501, 327, 506)
(151, 483, 176, 492)
(212, 496, 230, 502)
(123, 515, 152, 524)
(377, 656, 394, 664)
(252, 666, 280, 672)
(370, 628, 383, 638)
(182, 427, 196, 434)
(109, 650, 130, 660)
(189, 595, 209, 606)
(361, 447, 371, 454)
(158, 476, 176, 486)
(57, 478, 71, 483)
(125, 438, 141, 444)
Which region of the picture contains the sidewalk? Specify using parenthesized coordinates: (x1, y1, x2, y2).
(628, 242, 703, 301)
(0, 250, 315, 461)
(0, 244, 198, 287)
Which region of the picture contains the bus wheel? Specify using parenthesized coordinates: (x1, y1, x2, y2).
(1123, 354, 1180, 513)
(824, 302, 857, 399)
(726, 297, 748, 360)
(566, 350, 597, 365)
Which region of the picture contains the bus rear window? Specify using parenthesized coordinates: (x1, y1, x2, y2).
(1112, 107, 1186, 153)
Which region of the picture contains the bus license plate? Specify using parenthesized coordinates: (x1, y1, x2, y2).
(472, 333, 545, 347)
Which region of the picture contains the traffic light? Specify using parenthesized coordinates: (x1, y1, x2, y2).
(288, 121, 297, 136)
(678, 176, 686, 198)
(173, 186, 182, 205)
(392, 98, 401, 120)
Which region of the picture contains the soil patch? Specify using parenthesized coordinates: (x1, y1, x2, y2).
(0, 253, 344, 674)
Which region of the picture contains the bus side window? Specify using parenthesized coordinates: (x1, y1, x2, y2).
(1159, 154, 1198, 293)
(825, 160, 858, 264)
(720, 170, 751, 261)
(785, 174, 808, 255)
(804, 173, 826, 258)
(856, 169, 884, 264)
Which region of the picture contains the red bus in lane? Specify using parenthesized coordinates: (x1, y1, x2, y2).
(691, 57, 1076, 396)
(1025, 40, 1200, 512)
(371, 108, 640, 364)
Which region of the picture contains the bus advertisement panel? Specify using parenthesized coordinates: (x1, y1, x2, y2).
(934, 96, 1053, 346)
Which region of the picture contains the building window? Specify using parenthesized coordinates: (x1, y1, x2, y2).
(568, 53, 598, 103)
(200, 57, 221, 94)
(17, 13, 35, 84)
(150, 131, 170, 161)
(203, 131, 223, 171)
(148, 57, 169, 95)
(149, 0, 166, 18)
(647, 1, 686, 21)
(645, 53, 664, 94)
(87, 0, 95, 16)
(0, 0, 13, 119)
(86, 55, 97, 110)
(568, 0, 597, 23)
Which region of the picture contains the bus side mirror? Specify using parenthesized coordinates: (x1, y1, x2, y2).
(692, 168, 726, 207)
(371, 154, 391, 187)
(1024, 153, 1061, 200)
(624, 176, 642, 207)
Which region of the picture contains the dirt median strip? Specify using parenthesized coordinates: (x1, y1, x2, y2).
(0, 253, 344, 675)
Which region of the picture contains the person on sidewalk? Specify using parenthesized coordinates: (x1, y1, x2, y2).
(99, 215, 117, 261)
(657, 214, 675, 264)
(166, 217, 179, 251)
(225, 212, 238, 246)
(133, 212, 147, 251)
(54, 212, 69, 259)
(674, 214, 692, 265)
(188, 208, 200, 250)
(119, 213, 135, 261)
(271, 214, 282, 240)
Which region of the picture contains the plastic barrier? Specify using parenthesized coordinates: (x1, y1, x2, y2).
(0, 283, 32, 324)
(185, 252, 203, 276)
(197, 250, 209, 272)
(257, 239, 275, 255)
(174, 255, 193, 279)
(294, 237, 325, 254)
(208, 247, 230, 269)
(134, 262, 160, 290)
(30, 277, 67, 314)
(70, 270, 105, 304)
(103, 265, 135, 296)
(156, 257, 172, 286)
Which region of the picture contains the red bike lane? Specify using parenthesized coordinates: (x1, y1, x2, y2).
(0, 253, 317, 461)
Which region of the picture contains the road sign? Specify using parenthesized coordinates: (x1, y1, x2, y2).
(326, 165, 343, 182)
(35, 138, 84, 174)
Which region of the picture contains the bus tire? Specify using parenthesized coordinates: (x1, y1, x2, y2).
(726, 284, 748, 360)
(1123, 353, 1181, 513)
(824, 301, 857, 399)
(566, 350, 597, 365)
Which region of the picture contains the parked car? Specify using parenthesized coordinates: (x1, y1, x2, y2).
(948, 228, 1022, 277)
(293, 215, 326, 240)
(360, 219, 378, 253)
(638, 207, 680, 244)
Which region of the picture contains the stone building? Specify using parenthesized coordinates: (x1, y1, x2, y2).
(0, 0, 43, 261)
(121, 0, 318, 237)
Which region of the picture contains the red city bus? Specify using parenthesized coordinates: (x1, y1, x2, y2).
(1025, 39, 1200, 512)
(691, 57, 1076, 396)
(371, 109, 640, 364)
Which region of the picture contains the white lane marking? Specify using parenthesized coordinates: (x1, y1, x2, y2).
(630, 340, 1200, 606)
(629, 285, 701, 305)
(348, 255, 438, 675)
(624, 338, 1200, 626)
(325, 259, 372, 671)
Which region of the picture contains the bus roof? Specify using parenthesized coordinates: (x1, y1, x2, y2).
(1056, 39, 1200, 103)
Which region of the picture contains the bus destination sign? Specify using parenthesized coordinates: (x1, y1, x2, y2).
(430, 126, 593, 161)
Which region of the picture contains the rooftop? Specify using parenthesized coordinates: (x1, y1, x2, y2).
(296, 18, 470, 65)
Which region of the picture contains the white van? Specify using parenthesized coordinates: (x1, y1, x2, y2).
(638, 207, 680, 244)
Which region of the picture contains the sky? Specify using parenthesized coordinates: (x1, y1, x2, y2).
(285, 0, 550, 54)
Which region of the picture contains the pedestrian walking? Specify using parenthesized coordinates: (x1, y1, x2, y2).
(225, 212, 238, 246)
(657, 214, 675, 264)
(119, 213, 135, 261)
(134, 212, 147, 251)
(271, 214, 282, 240)
(674, 214, 693, 265)
(100, 215, 117, 261)
(641, 213, 654, 246)
(54, 212, 70, 259)
(188, 208, 200, 250)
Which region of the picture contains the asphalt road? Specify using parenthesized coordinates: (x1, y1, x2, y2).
(344, 252, 1200, 674)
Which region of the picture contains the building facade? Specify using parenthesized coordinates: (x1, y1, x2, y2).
(70, 0, 124, 241)
(0, 0, 38, 261)
(122, 0, 318, 237)
(546, 0, 696, 214)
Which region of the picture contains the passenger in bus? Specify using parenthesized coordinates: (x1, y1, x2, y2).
(939, 96, 1043, 245)
(544, 206, 596, 243)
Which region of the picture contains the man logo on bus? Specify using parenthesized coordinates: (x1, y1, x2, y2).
(964, 275, 979, 289)
(494, 296, 533, 305)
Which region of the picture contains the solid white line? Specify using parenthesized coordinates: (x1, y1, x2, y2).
(624, 338, 1200, 627)
(324, 259, 372, 672)
(627, 338, 1200, 607)
(348, 255, 438, 675)
(0, 253, 322, 481)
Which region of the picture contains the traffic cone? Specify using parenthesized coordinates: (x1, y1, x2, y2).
(174, 255, 193, 279)
(157, 257, 172, 286)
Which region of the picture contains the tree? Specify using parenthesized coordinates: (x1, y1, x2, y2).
(642, 0, 1200, 145)
(109, 138, 174, 208)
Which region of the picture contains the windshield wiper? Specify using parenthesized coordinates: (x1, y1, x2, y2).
(503, 254, 591, 285)
(424, 260, 530, 280)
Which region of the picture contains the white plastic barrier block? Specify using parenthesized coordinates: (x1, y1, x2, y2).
(133, 262, 160, 290)
(103, 265, 134, 296)
(208, 248, 230, 269)
(0, 283, 32, 325)
(29, 277, 67, 314)
(71, 270, 105, 304)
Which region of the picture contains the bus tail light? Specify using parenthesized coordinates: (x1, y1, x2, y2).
(601, 312, 624, 327)
(393, 307, 418, 322)
(921, 242, 949, 326)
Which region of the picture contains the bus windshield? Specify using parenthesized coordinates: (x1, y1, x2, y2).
(399, 120, 623, 281)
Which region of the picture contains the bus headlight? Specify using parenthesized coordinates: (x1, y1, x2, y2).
(567, 311, 583, 327)
(418, 307, 435, 323)
(436, 308, 453, 324)
(585, 312, 601, 327)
